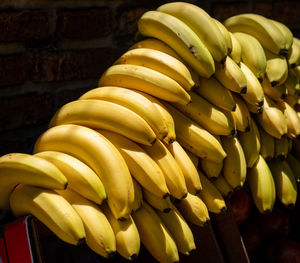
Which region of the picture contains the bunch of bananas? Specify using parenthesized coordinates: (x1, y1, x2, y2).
(1, 2, 300, 262)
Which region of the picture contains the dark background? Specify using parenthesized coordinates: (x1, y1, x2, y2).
(0, 0, 299, 155)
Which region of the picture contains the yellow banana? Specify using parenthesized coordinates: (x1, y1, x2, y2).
(285, 93, 300, 110)
(198, 171, 227, 214)
(174, 192, 210, 227)
(33, 124, 134, 221)
(231, 93, 251, 132)
(233, 32, 267, 81)
(157, 2, 227, 63)
(287, 153, 300, 183)
(284, 68, 300, 96)
(98, 130, 169, 199)
(276, 99, 300, 139)
(157, 203, 196, 256)
(288, 38, 300, 67)
(269, 19, 293, 51)
(114, 48, 194, 91)
(0, 152, 67, 210)
(247, 155, 276, 213)
(172, 91, 236, 136)
(56, 189, 116, 257)
(274, 136, 289, 160)
(137, 10, 215, 78)
(259, 125, 275, 161)
(229, 32, 242, 65)
(163, 103, 227, 163)
(195, 76, 236, 112)
(262, 77, 287, 101)
(269, 159, 297, 208)
(98, 64, 191, 105)
(10, 184, 86, 246)
(212, 175, 234, 198)
(245, 100, 263, 114)
(49, 99, 156, 146)
(264, 48, 288, 87)
(167, 141, 202, 195)
(141, 139, 187, 200)
(256, 95, 288, 139)
(223, 13, 287, 55)
(79, 87, 168, 140)
(237, 116, 261, 168)
(221, 136, 247, 189)
(132, 178, 143, 212)
(214, 56, 247, 94)
(101, 203, 140, 260)
(200, 159, 223, 180)
(240, 62, 264, 106)
(132, 201, 179, 263)
(213, 18, 232, 55)
(185, 149, 199, 168)
(142, 187, 173, 213)
(34, 151, 106, 205)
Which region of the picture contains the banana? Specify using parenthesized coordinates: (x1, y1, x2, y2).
(245, 100, 263, 114)
(33, 124, 134, 221)
(233, 32, 267, 81)
(174, 192, 210, 227)
(200, 159, 223, 180)
(274, 136, 289, 160)
(221, 136, 247, 189)
(34, 151, 106, 205)
(288, 38, 300, 67)
(166, 141, 202, 195)
(256, 95, 288, 139)
(101, 203, 140, 260)
(269, 19, 293, 51)
(237, 116, 261, 168)
(259, 125, 275, 161)
(10, 184, 86, 245)
(56, 189, 116, 257)
(287, 153, 300, 183)
(231, 93, 251, 132)
(195, 76, 236, 112)
(213, 18, 232, 55)
(141, 139, 187, 200)
(132, 201, 179, 263)
(229, 32, 242, 65)
(49, 99, 156, 146)
(114, 48, 194, 91)
(98, 64, 191, 105)
(142, 187, 173, 213)
(79, 87, 168, 140)
(214, 56, 247, 94)
(212, 175, 234, 198)
(0, 153, 68, 210)
(137, 10, 215, 78)
(197, 171, 227, 214)
(172, 91, 236, 136)
(288, 137, 293, 153)
(268, 159, 297, 208)
(262, 77, 287, 101)
(185, 149, 199, 168)
(157, 2, 227, 63)
(276, 99, 300, 139)
(285, 93, 300, 110)
(132, 178, 143, 212)
(247, 155, 276, 213)
(264, 48, 288, 87)
(284, 68, 300, 96)
(157, 203, 196, 256)
(240, 62, 264, 106)
(163, 103, 227, 163)
(139, 93, 176, 144)
(98, 130, 169, 199)
(223, 13, 287, 55)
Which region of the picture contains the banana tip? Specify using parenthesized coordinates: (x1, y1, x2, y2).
(203, 219, 210, 227)
(77, 238, 86, 246)
(220, 206, 227, 213)
(230, 129, 237, 137)
(181, 193, 188, 200)
(128, 254, 138, 261)
(63, 182, 68, 190)
(163, 208, 171, 213)
(195, 189, 202, 196)
(232, 104, 237, 112)
(279, 49, 289, 57)
(286, 203, 295, 210)
(271, 81, 278, 87)
(163, 193, 170, 199)
(258, 99, 264, 107)
(240, 87, 247, 94)
(108, 251, 117, 258)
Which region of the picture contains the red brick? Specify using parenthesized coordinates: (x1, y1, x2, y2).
(57, 8, 113, 40)
(212, 2, 253, 22)
(31, 48, 125, 83)
(0, 10, 49, 43)
(0, 93, 53, 132)
(273, 0, 300, 28)
(0, 53, 30, 88)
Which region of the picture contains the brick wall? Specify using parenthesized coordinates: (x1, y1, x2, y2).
(0, 0, 299, 155)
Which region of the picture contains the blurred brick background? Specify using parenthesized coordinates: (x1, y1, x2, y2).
(0, 0, 299, 155)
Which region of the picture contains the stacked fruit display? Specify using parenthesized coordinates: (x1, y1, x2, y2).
(1, 1, 300, 262)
